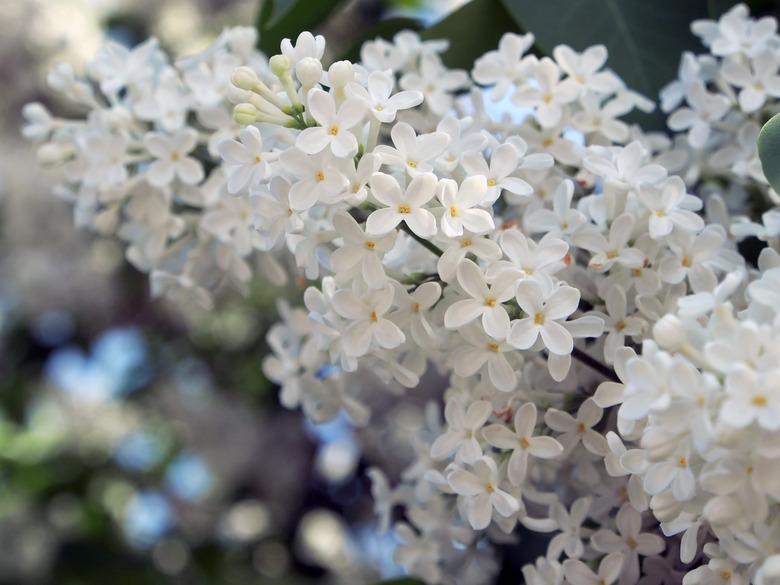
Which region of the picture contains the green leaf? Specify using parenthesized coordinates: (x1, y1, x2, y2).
(422, 0, 521, 70)
(758, 113, 780, 193)
(499, 0, 709, 101)
(256, 0, 346, 56)
(258, 0, 275, 31)
(340, 17, 423, 63)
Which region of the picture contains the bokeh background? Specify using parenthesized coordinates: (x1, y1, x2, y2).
(0, 1, 463, 584)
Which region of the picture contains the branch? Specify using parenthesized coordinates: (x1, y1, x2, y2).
(571, 347, 619, 382)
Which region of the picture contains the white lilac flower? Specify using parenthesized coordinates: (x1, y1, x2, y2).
(563, 552, 624, 585)
(279, 147, 349, 211)
(482, 402, 564, 485)
(281, 31, 326, 65)
(638, 176, 704, 239)
(400, 54, 469, 115)
(472, 32, 536, 100)
(493, 229, 569, 287)
(331, 284, 405, 357)
(219, 125, 271, 193)
(389, 281, 441, 348)
(574, 213, 645, 272)
(346, 69, 423, 123)
(330, 211, 395, 288)
(667, 83, 731, 149)
(296, 89, 366, 157)
(594, 506, 665, 585)
(601, 285, 646, 364)
(525, 179, 588, 239)
(721, 52, 780, 113)
(434, 115, 487, 173)
(444, 259, 515, 339)
(374, 121, 449, 176)
(144, 128, 204, 187)
(436, 231, 503, 283)
(437, 175, 494, 237)
(461, 140, 553, 203)
(449, 324, 517, 392)
(447, 456, 520, 530)
(251, 177, 303, 250)
(366, 172, 437, 238)
(430, 399, 492, 463)
(547, 496, 592, 559)
(720, 367, 780, 431)
(545, 399, 607, 456)
(508, 279, 580, 355)
(553, 44, 621, 95)
(513, 57, 579, 128)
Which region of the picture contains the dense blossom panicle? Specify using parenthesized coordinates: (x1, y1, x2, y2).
(25, 5, 780, 584)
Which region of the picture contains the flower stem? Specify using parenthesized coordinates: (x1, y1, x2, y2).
(570, 347, 619, 382)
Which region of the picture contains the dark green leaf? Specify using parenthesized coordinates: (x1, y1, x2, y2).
(758, 113, 780, 193)
(256, 0, 346, 56)
(499, 0, 709, 101)
(340, 17, 423, 63)
(258, 0, 275, 31)
(422, 0, 520, 70)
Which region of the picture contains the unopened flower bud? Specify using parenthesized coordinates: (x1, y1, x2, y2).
(37, 142, 66, 165)
(269, 54, 291, 77)
(653, 314, 686, 350)
(328, 60, 354, 88)
(231, 66, 260, 91)
(226, 85, 251, 105)
(296, 57, 323, 87)
(233, 103, 258, 125)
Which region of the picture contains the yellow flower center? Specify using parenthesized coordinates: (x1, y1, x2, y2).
(542, 94, 553, 104)
(407, 160, 417, 168)
(328, 125, 339, 135)
(370, 311, 378, 322)
(487, 178, 497, 187)
(520, 437, 530, 449)
(678, 456, 688, 467)
(255, 154, 262, 163)
(365, 240, 376, 250)
(460, 238, 473, 248)
(316, 170, 326, 182)
(171, 151, 180, 161)
(398, 204, 411, 214)
(450, 206, 458, 217)
(534, 312, 544, 325)
(412, 303, 421, 313)
(485, 297, 497, 308)
(752, 395, 768, 407)
(681, 256, 691, 267)
(607, 250, 619, 259)
(486, 342, 500, 352)
(485, 482, 495, 493)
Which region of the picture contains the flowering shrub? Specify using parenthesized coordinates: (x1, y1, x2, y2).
(23, 3, 780, 584)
